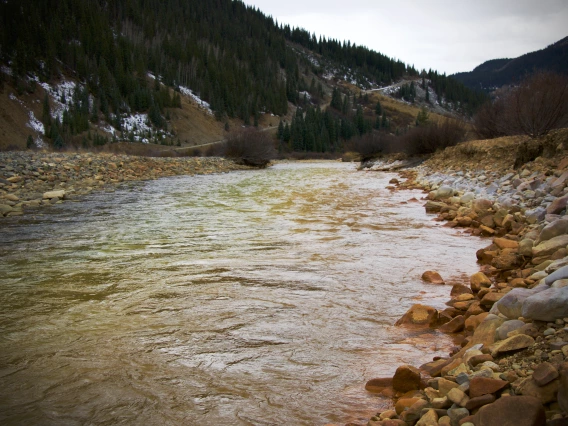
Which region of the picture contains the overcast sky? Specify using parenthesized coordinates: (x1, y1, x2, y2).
(243, 0, 568, 75)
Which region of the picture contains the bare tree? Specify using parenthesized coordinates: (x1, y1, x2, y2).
(508, 71, 568, 138)
(224, 128, 277, 168)
(474, 71, 568, 139)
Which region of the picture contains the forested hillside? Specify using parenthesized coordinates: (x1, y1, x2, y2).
(0, 0, 486, 152)
(452, 36, 568, 91)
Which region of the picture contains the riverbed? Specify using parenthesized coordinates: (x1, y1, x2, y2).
(0, 162, 486, 425)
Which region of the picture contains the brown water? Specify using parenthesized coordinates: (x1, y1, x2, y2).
(0, 162, 485, 425)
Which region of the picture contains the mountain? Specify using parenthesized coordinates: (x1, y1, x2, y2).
(452, 36, 568, 91)
(0, 0, 485, 152)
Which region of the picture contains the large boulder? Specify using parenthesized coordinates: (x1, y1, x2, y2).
(430, 186, 455, 200)
(395, 304, 439, 327)
(470, 272, 492, 292)
(491, 334, 535, 357)
(545, 265, 568, 285)
(421, 270, 445, 285)
(537, 218, 568, 244)
(532, 234, 568, 258)
(469, 377, 509, 398)
(493, 286, 547, 319)
(547, 194, 568, 215)
(470, 396, 546, 426)
(522, 286, 568, 321)
(392, 365, 421, 393)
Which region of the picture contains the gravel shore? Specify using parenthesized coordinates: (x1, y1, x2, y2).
(0, 152, 250, 218)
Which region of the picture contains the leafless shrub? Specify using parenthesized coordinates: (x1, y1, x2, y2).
(508, 71, 568, 138)
(401, 119, 467, 155)
(473, 97, 508, 139)
(474, 71, 568, 139)
(346, 132, 397, 162)
(224, 128, 277, 168)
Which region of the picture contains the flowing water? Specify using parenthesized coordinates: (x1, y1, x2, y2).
(0, 162, 485, 425)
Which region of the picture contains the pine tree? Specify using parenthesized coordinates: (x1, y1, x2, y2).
(375, 100, 382, 115)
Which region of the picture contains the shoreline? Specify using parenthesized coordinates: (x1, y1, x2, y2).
(0, 151, 251, 219)
(356, 139, 568, 426)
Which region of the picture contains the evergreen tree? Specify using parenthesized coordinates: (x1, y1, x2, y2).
(375, 100, 382, 115)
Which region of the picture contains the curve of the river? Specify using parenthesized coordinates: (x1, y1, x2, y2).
(0, 162, 485, 425)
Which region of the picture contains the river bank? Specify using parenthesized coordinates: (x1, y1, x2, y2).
(357, 130, 568, 426)
(0, 152, 250, 218)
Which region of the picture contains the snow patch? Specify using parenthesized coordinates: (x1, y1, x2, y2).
(26, 110, 44, 134)
(178, 85, 213, 115)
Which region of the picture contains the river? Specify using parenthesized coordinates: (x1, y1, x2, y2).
(0, 162, 485, 425)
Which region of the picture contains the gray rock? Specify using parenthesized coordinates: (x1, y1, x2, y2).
(494, 286, 548, 319)
(548, 194, 568, 215)
(522, 286, 568, 321)
(546, 257, 568, 273)
(495, 320, 526, 340)
(532, 234, 568, 258)
(431, 186, 455, 200)
(537, 218, 568, 244)
(447, 406, 470, 426)
(545, 265, 568, 286)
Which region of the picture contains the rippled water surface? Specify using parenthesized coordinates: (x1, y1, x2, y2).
(0, 162, 485, 425)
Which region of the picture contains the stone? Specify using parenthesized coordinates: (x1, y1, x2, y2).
(430, 186, 455, 200)
(470, 396, 546, 426)
(517, 377, 560, 404)
(439, 315, 465, 333)
(447, 407, 469, 426)
(416, 409, 438, 426)
(491, 334, 535, 357)
(480, 292, 503, 306)
(420, 358, 452, 378)
(395, 397, 421, 415)
(470, 272, 492, 292)
(42, 189, 65, 200)
(547, 194, 568, 215)
(392, 365, 421, 393)
(425, 200, 447, 213)
(532, 362, 558, 386)
(464, 394, 496, 411)
(469, 377, 509, 398)
(380, 410, 397, 420)
(552, 279, 568, 288)
(522, 286, 568, 321)
(447, 387, 469, 407)
(495, 320, 526, 341)
(537, 219, 568, 244)
(395, 304, 439, 327)
(465, 312, 489, 331)
(468, 354, 494, 368)
(545, 265, 568, 286)
(491, 250, 520, 270)
(422, 270, 445, 285)
(450, 283, 473, 297)
(493, 286, 548, 319)
(494, 237, 519, 250)
(533, 235, 568, 258)
(519, 238, 535, 256)
(438, 416, 451, 426)
(472, 199, 493, 213)
(438, 378, 460, 397)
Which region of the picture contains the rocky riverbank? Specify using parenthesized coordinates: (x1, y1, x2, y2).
(357, 130, 568, 426)
(0, 151, 250, 218)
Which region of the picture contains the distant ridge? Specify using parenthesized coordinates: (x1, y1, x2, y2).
(452, 36, 568, 91)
